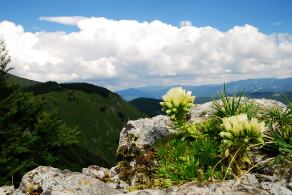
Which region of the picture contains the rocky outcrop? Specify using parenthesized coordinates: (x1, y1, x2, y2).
(117, 115, 174, 160)
(2, 98, 290, 195)
(17, 166, 121, 195)
(5, 167, 291, 195)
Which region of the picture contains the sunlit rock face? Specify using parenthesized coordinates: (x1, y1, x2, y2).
(117, 115, 173, 161)
(17, 166, 121, 195)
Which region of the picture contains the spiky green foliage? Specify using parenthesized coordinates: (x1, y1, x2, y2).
(265, 104, 292, 154)
(241, 102, 260, 120)
(268, 123, 292, 153)
(268, 106, 292, 127)
(160, 87, 195, 126)
(212, 84, 244, 118)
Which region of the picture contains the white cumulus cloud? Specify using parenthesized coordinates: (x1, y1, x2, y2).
(0, 17, 292, 90)
(39, 16, 88, 26)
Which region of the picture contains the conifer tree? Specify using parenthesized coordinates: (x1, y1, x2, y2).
(0, 38, 13, 100)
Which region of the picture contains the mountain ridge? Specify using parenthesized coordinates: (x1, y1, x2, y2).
(117, 77, 292, 101)
(7, 74, 147, 170)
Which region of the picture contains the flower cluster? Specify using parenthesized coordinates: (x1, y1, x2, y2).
(220, 114, 265, 146)
(160, 87, 195, 124)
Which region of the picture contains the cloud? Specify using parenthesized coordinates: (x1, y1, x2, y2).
(0, 17, 292, 90)
(39, 16, 88, 25)
(180, 20, 192, 27)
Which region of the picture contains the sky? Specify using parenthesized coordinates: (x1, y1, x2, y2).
(0, 0, 292, 90)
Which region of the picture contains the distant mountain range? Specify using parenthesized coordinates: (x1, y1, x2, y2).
(117, 78, 292, 101)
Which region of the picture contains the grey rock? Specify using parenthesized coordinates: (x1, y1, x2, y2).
(0, 185, 15, 195)
(260, 182, 292, 195)
(121, 189, 166, 195)
(82, 165, 109, 181)
(117, 115, 174, 159)
(12, 189, 26, 195)
(250, 98, 287, 111)
(109, 166, 120, 178)
(122, 173, 292, 195)
(18, 166, 121, 195)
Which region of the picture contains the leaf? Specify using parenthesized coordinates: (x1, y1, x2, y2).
(242, 155, 251, 165)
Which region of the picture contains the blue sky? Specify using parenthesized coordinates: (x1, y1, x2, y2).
(1, 0, 292, 33)
(0, 0, 292, 89)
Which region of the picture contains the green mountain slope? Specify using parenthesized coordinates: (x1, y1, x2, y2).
(7, 73, 40, 87)
(130, 98, 163, 117)
(21, 81, 147, 169)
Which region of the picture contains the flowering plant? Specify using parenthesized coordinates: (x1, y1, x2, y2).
(220, 114, 265, 145)
(220, 114, 265, 176)
(160, 87, 195, 126)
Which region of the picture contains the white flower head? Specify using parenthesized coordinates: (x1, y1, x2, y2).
(221, 114, 265, 140)
(160, 87, 195, 123)
(162, 87, 195, 108)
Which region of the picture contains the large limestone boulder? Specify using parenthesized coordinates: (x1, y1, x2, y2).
(17, 166, 121, 195)
(117, 115, 174, 160)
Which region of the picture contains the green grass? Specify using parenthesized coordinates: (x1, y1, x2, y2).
(130, 97, 163, 117)
(7, 73, 40, 87)
(154, 135, 222, 182)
